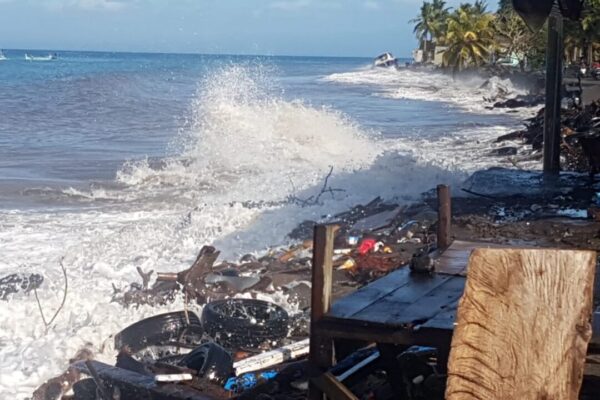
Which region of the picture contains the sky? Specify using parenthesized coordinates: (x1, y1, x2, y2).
(0, 0, 477, 58)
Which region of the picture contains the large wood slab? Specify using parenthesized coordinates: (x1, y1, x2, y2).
(446, 248, 596, 400)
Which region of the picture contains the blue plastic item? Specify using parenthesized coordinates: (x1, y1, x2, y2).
(224, 370, 278, 393)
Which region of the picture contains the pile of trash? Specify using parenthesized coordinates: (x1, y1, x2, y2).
(28, 197, 444, 400)
(496, 100, 600, 175)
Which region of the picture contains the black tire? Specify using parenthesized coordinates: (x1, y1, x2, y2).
(114, 311, 203, 353)
(179, 342, 233, 384)
(201, 299, 289, 349)
(72, 379, 97, 400)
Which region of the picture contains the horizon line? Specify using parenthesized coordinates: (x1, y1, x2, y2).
(1, 47, 414, 60)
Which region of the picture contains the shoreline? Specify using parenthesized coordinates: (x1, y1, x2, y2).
(28, 164, 600, 399)
(8, 63, 600, 399)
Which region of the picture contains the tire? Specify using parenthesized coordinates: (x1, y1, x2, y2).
(72, 379, 97, 400)
(114, 311, 203, 353)
(201, 299, 289, 349)
(179, 342, 234, 384)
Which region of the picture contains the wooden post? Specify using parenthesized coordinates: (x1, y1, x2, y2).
(309, 224, 337, 400)
(437, 185, 451, 250)
(543, 2, 563, 176)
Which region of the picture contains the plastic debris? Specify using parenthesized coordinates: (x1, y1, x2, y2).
(224, 371, 278, 393)
(357, 238, 377, 255)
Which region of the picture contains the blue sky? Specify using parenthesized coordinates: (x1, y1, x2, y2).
(0, 0, 476, 57)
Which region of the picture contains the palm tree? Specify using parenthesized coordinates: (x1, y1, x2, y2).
(582, 0, 600, 64)
(443, 3, 495, 72)
(411, 0, 450, 61)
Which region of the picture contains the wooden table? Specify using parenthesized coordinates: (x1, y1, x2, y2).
(308, 237, 600, 399)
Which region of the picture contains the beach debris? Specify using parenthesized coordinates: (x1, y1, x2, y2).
(225, 370, 278, 394)
(201, 299, 290, 350)
(357, 238, 377, 255)
(497, 100, 600, 176)
(114, 311, 204, 355)
(410, 251, 436, 274)
(396, 346, 445, 400)
(179, 343, 234, 384)
(329, 347, 380, 382)
(203, 272, 262, 293)
(34, 259, 68, 334)
(351, 206, 403, 234)
(0, 272, 43, 300)
(287, 166, 345, 207)
(72, 359, 229, 399)
(233, 338, 310, 375)
(32, 347, 93, 400)
(114, 246, 221, 306)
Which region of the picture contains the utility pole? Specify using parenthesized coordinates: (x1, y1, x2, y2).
(543, 1, 564, 176)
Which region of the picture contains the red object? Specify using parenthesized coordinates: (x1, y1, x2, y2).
(357, 238, 377, 255)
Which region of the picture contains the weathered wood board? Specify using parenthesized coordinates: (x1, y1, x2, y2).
(446, 248, 596, 400)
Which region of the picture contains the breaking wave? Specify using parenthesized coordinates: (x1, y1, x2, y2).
(116, 65, 382, 203)
(323, 67, 531, 115)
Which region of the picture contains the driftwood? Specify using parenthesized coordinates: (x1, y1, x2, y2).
(115, 246, 220, 307)
(34, 258, 68, 334)
(288, 166, 345, 207)
(446, 248, 596, 400)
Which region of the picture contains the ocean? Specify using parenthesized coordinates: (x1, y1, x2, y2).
(0, 50, 536, 397)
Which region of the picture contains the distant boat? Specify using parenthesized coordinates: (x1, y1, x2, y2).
(0, 50, 6, 61)
(374, 52, 397, 68)
(25, 53, 57, 61)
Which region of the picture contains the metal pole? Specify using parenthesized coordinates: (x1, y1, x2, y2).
(543, 2, 564, 176)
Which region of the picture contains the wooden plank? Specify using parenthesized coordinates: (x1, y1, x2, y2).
(436, 240, 510, 276)
(328, 266, 413, 319)
(437, 184, 451, 249)
(309, 224, 337, 400)
(350, 206, 402, 233)
(446, 248, 596, 400)
(380, 275, 465, 326)
(349, 274, 457, 324)
(421, 298, 459, 330)
(315, 317, 453, 347)
(311, 372, 359, 400)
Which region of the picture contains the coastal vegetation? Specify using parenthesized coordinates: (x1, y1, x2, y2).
(412, 0, 600, 71)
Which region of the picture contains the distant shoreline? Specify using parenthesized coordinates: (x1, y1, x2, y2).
(0, 48, 391, 60)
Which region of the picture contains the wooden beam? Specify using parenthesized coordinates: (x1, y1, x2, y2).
(446, 248, 596, 400)
(543, 4, 564, 175)
(309, 224, 337, 400)
(437, 184, 451, 250)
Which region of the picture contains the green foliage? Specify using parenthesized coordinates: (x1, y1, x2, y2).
(410, 0, 451, 57)
(442, 3, 495, 70)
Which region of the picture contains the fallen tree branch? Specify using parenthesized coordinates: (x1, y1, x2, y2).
(34, 258, 68, 334)
(288, 166, 345, 207)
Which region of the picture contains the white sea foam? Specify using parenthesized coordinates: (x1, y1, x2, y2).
(324, 67, 534, 116)
(0, 64, 538, 398)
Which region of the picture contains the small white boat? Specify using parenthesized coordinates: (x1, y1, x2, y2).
(374, 52, 397, 68)
(25, 53, 57, 61)
(0, 50, 6, 61)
